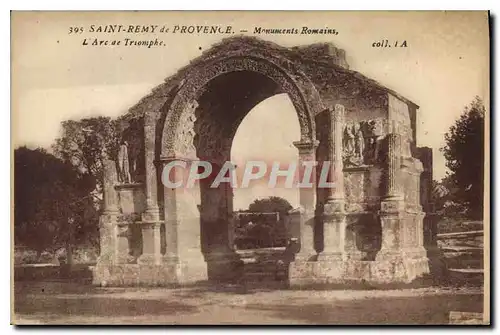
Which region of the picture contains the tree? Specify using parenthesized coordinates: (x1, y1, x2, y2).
(51, 116, 120, 208)
(248, 196, 293, 217)
(51, 115, 146, 207)
(235, 196, 293, 248)
(14, 147, 97, 258)
(431, 177, 467, 218)
(440, 96, 485, 219)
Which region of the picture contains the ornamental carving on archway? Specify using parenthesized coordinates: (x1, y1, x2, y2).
(161, 55, 322, 158)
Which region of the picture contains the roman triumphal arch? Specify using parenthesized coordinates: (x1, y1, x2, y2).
(93, 37, 441, 287)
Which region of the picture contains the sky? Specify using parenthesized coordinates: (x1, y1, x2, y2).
(11, 11, 489, 210)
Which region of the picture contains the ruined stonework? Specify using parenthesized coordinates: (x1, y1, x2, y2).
(92, 37, 439, 287)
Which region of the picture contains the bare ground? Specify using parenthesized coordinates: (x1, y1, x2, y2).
(12, 281, 484, 325)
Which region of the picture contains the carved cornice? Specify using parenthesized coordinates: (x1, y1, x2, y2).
(293, 139, 320, 153)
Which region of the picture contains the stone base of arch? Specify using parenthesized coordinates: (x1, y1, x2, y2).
(289, 256, 430, 288)
(288, 205, 431, 288)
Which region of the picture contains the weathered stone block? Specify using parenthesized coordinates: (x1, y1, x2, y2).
(116, 183, 146, 214)
(92, 263, 205, 287)
(381, 200, 405, 213)
(371, 255, 430, 283)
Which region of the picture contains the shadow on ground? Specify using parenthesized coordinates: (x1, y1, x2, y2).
(240, 293, 484, 325)
(14, 282, 198, 323)
(13, 280, 484, 325)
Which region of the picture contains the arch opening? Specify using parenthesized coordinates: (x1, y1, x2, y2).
(164, 70, 306, 261)
(192, 71, 301, 256)
(230, 93, 301, 212)
(230, 93, 301, 250)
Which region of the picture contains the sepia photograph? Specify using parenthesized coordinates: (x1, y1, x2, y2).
(11, 10, 490, 325)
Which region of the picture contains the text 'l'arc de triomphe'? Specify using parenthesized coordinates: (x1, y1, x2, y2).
(92, 36, 441, 287)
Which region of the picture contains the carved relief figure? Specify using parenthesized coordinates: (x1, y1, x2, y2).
(343, 121, 356, 156)
(354, 122, 364, 160)
(343, 121, 363, 166)
(364, 137, 377, 164)
(365, 118, 386, 163)
(342, 118, 387, 167)
(118, 141, 132, 183)
(175, 100, 199, 156)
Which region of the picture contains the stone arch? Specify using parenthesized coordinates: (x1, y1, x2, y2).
(159, 54, 322, 158)
(94, 37, 435, 287)
(152, 53, 324, 280)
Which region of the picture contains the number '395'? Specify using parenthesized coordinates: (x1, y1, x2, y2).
(69, 27, 84, 34)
